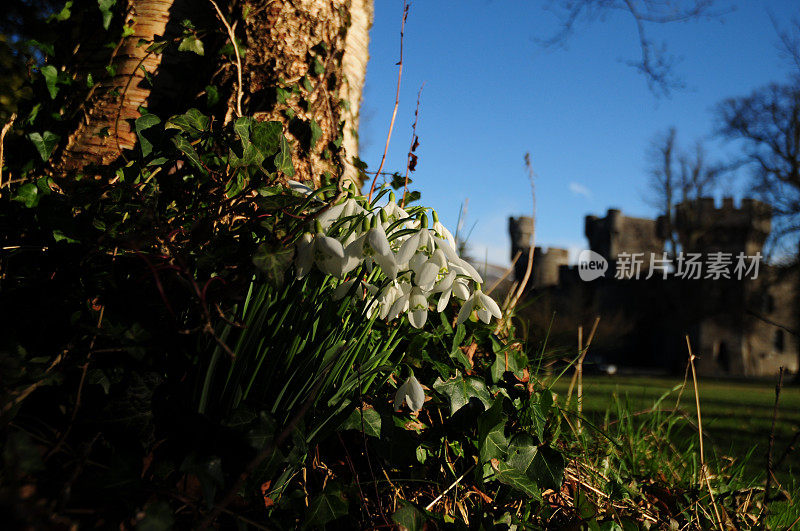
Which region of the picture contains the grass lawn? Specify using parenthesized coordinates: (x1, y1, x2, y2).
(549, 374, 800, 489)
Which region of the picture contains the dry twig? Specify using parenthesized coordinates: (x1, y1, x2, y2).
(368, 1, 409, 201)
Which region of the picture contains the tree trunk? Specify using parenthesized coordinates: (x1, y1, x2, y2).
(57, 0, 176, 171)
(241, 0, 371, 187)
(55, 0, 372, 188)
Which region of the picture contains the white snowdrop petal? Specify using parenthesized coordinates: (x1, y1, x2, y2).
(433, 270, 456, 293)
(409, 253, 427, 275)
(417, 261, 440, 291)
(456, 297, 475, 325)
(454, 258, 483, 283)
(333, 279, 356, 300)
(317, 235, 345, 258)
(453, 279, 471, 300)
(367, 226, 392, 257)
(397, 232, 421, 264)
(477, 307, 492, 324)
(406, 376, 425, 412)
(393, 381, 408, 411)
(316, 202, 345, 228)
(480, 292, 503, 319)
(437, 289, 452, 313)
(409, 309, 427, 329)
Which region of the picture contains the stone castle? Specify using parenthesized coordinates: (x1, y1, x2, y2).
(508, 197, 798, 377)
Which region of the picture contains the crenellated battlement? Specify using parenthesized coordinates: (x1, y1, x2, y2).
(674, 197, 771, 255)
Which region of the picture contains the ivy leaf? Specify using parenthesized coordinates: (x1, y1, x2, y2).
(304, 488, 348, 529)
(251, 120, 282, 157)
(274, 135, 294, 177)
(309, 119, 322, 150)
(134, 113, 161, 157)
(166, 108, 209, 138)
(12, 183, 40, 208)
(47, 1, 73, 22)
(171, 135, 206, 174)
(253, 243, 293, 288)
(178, 36, 204, 56)
(432, 370, 492, 416)
(477, 398, 507, 464)
(504, 434, 565, 492)
(146, 40, 169, 54)
(28, 131, 59, 161)
(205, 85, 220, 106)
(491, 349, 527, 383)
(392, 500, 426, 531)
(40, 65, 59, 99)
(491, 458, 541, 499)
(97, 0, 116, 30)
(340, 406, 381, 438)
(529, 444, 565, 491)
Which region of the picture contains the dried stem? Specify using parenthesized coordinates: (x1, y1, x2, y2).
(368, 1, 408, 201)
(764, 366, 784, 516)
(685, 335, 723, 530)
(401, 82, 424, 208)
(0, 113, 16, 191)
(208, 0, 243, 118)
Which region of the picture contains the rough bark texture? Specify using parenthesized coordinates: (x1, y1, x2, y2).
(57, 0, 174, 172)
(55, 0, 372, 186)
(242, 0, 371, 187)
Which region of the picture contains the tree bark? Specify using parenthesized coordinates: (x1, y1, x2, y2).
(242, 0, 371, 188)
(55, 0, 372, 188)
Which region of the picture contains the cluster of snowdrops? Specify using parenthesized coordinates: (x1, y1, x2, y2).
(290, 182, 504, 413)
(291, 182, 503, 331)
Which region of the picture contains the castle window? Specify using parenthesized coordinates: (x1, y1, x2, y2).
(774, 330, 785, 353)
(763, 294, 775, 314)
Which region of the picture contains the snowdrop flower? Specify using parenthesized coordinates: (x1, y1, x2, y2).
(408, 286, 430, 329)
(456, 288, 502, 325)
(431, 211, 456, 251)
(381, 192, 409, 221)
(295, 230, 345, 279)
(332, 278, 376, 301)
(286, 179, 321, 201)
(317, 197, 365, 230)
(394, 375, 425, 413)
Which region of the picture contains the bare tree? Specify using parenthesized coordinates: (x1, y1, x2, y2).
(644, 127, 723, 257)
(542, 0, 721, 95)
(717, 83, 800, 252)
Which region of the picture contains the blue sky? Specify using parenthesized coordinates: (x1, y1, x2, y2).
(358, 1, 798, 266)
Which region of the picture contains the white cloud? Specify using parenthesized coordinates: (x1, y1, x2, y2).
(569, 182, 592, 199)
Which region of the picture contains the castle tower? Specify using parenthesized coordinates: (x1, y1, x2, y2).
(584, 208, 665, 260)
(674, 197, 771, 256)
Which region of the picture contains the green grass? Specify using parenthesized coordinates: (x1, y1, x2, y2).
(551, 374, 800, 487)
